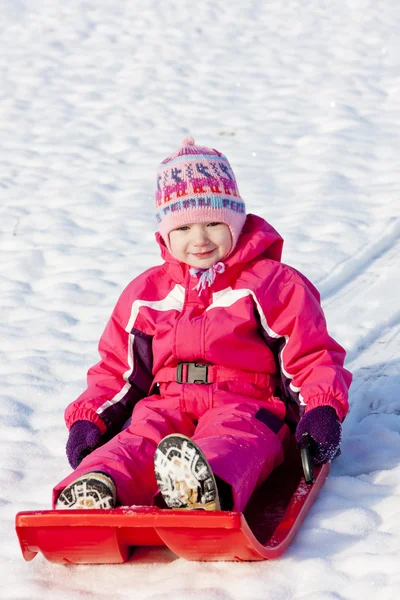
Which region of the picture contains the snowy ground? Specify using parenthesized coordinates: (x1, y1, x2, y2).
(1, 0, 400, 598)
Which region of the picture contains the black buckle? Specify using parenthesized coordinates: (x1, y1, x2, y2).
(176, 362, 210, 384)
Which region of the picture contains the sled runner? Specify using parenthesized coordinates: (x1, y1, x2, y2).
(15, 438, 329, 563)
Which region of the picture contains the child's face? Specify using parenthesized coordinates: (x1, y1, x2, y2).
(169, 222, 232, 268)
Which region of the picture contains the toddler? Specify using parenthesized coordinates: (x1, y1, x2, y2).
(54, 137, 352, 512)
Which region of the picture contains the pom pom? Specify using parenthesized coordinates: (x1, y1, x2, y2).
(181, 136, 195, 146)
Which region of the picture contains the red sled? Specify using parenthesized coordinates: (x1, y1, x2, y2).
(15, 439, 329, 563)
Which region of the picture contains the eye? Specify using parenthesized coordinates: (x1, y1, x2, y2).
(175, 225, 190, 231)
(207, 222, 222, 227)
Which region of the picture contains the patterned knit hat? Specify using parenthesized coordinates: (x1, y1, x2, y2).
(156, 137, 246, 254)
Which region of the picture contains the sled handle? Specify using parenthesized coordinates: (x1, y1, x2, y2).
(299, 436, 315, 485)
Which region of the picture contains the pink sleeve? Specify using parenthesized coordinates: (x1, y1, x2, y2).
(263, 273, 352, 422)
(64, 283, 153, 434)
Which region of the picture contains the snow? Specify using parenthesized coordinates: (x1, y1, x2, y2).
(1, 0, 400, 597)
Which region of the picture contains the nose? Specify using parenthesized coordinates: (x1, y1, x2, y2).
(192, 227, 210, 247)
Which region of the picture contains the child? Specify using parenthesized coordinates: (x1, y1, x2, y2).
(54, 137, 352, 512)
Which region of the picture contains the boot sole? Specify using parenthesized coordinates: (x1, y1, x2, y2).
(56, 471, 116, 510)
(154, 434, 220, 511)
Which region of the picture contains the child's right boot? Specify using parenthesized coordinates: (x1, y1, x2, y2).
(154, 434, 220, 511)
(56, 471, 116, 510)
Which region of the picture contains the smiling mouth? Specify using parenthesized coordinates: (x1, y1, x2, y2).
(191, 250, 215, 257)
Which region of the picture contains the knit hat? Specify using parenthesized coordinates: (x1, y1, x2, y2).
(156, 137, 246, 254)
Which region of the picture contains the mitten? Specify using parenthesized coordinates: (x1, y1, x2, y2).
(66, 420, 102, 469)
(295, 406, 341, 465)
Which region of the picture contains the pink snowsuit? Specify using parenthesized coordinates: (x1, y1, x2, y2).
(53, 214, 351, 511)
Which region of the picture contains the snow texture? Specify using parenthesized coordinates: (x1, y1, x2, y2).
(1, 0, 400, 598)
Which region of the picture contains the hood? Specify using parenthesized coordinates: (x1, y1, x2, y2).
(156, 214, 283, 283)
(225, 213, 283, 265)
(155, 213, 283, 281)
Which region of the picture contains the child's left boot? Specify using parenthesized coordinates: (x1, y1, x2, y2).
(154, 434, 220, 511)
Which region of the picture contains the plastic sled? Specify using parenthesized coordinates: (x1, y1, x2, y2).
(15, 438, 329, 563)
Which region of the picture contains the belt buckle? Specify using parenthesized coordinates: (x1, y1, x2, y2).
(176, 362, 210, 384)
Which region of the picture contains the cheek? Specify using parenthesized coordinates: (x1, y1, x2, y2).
(223, 231, 233, 252)
(169, 235, 186, 256)
(168, 235, 178, 255)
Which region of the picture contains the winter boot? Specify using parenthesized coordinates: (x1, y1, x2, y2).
(56, 471, 116, 510)
(154, 434, 220, 511)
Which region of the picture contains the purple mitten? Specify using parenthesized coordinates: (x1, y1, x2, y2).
(66, 420, 101, 469)
(295, 406, 341, 465)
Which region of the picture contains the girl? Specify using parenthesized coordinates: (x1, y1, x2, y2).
(54, 137, 351, 512)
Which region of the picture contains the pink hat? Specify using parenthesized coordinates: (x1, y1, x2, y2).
(156, 137, 246, 254)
